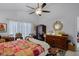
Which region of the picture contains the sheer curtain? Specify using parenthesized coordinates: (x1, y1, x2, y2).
(9, 21, 32, 39)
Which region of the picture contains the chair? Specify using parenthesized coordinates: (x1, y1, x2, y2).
(15, 33, 23, 40)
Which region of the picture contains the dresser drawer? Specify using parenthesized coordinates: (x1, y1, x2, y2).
(46, 39, 54, 46)
(45, 35, 68, 50)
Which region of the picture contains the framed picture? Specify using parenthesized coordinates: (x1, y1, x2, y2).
(0, 23, 7, 32)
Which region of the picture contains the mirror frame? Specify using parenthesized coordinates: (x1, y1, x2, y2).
(53, 20, 63, 31)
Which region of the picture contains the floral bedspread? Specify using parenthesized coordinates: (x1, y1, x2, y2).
(0, 40, 44, 56)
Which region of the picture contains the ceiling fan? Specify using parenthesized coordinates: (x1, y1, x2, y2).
(26, 3, 50, 16)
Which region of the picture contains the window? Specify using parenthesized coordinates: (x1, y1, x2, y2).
(9, 21, 32, 39)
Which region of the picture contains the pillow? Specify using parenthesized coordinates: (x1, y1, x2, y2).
(25, 36, 34, 40)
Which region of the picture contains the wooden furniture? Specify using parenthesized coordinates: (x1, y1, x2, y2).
(1, 36, 14, 42)
(15, 33, 23, 40)
(36, 24, 46, 41)
(45, 35, 68, 50)
(0, 39, 5, 43)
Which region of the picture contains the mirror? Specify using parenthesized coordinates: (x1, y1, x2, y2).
(77, 17, 79, 43)
(53, 20, 63, 36)
(53, 20, 63, 31)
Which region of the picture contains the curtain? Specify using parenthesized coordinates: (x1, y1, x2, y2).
(9, 21, 32, 39)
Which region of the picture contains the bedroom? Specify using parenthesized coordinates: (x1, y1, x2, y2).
(0, 3, 79, 56)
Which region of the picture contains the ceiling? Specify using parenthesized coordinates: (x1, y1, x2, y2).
(0, 3, 48, 11)
(0, 3, 79, 22)
(0, 3, 79, 12)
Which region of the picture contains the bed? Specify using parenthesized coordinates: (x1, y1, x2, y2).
(0, 38, 50, 56)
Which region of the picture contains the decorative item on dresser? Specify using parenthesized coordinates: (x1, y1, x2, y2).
(45, 35, 68, 50)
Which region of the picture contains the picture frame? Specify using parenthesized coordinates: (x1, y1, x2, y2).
(0, 23, 7, 32)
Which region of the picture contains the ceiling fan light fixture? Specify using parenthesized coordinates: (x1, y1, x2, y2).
(35, 8, 42, 16)
(26, 3, 50, 16)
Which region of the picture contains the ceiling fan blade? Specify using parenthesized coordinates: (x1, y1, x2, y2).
(26, 6, 35, 9)
(42, 3, 46, 8)
(42, 10, 50, 13)
(29, 12, 35, 14)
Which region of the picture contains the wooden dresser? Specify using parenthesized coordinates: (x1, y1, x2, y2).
(45, 35, 68, 50)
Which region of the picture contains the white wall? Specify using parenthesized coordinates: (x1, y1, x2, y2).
(38, 3, 79, 45)
(0, 11, 18, 36)
(16, 11, 39, 24)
